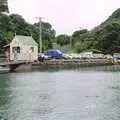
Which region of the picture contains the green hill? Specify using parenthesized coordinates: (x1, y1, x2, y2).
(73, 8, 120, 53)
(0, 13, 56, 53)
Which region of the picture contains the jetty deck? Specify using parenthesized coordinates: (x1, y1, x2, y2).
(0, 61, 31, 71)
(0, 61, 27, 66)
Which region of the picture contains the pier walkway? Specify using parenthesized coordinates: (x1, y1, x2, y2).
(0, 61, 31, 71)
(0, 61, 27, 66)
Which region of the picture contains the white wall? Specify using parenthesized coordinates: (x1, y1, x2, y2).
(10, 37, 38, 61)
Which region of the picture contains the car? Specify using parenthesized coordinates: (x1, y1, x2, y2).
(38, 53, 51, 61)
(63, 53, 73, 59)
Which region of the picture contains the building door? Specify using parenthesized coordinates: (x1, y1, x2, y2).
(12, 47, 20, 61)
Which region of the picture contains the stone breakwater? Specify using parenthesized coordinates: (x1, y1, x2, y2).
(32, 59, 113, 70)
(0, 58, 114, 72)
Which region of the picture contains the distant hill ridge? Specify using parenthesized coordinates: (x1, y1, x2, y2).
(73, 8, 120, 53)
(93, 8, 120, 31)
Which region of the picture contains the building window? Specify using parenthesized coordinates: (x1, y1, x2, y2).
(12, 47, 20, 54)
(17, 47, 20, 53)
(30, 47, 34, 52)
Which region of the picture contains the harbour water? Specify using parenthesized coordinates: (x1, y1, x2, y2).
(0, 65, 120, 120)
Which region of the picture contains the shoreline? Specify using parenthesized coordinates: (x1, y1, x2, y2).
(15, 58, 114, 71)
(0, 58, 115, 72)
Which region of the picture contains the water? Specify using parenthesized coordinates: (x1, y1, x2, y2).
(0, 66, 120, 120)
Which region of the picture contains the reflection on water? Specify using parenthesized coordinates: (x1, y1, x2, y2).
(0, 65, 120, 120)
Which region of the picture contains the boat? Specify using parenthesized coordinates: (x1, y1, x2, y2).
(0, 66, 10, 73)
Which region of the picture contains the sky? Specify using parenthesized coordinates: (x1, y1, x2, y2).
(8, 0, 120, 35)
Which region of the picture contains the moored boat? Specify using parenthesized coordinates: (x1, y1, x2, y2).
(0, 66, 10, 73)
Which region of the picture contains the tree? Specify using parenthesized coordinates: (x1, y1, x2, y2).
(0, 13, 56, 53)
(72, 29, 88, 38)
(0, 31, 7, 53)
(34, 21, 56, 51)
(56, 34, 70, 46)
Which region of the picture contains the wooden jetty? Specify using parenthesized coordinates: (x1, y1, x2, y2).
(0, 66, 10, 73)
(0, 61, 31, 71)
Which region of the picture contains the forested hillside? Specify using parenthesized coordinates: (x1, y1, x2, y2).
(72, 8, 120, 53)
(0, 13, 56, 53)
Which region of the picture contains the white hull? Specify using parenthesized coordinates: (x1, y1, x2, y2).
(0, 67, 10, 73)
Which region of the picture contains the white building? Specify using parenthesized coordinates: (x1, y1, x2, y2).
(6, 35, 38, 61)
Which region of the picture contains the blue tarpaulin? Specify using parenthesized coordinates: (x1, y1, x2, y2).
(47, 50, 64, 59)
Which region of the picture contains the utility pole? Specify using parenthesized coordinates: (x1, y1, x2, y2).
(69, 36, 72, 52)
(36, 17, 43, 53)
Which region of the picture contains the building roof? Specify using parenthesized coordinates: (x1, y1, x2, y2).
(15, 35, 38, 46)
(4, 43, 10, 47)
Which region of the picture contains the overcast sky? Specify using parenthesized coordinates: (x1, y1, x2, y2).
(8, 0, 120, 35)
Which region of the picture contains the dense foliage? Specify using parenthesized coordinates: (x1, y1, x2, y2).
(0, 13, 56, 53)
(55, 34, 71, 46)
(72, 8, 120, 53)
